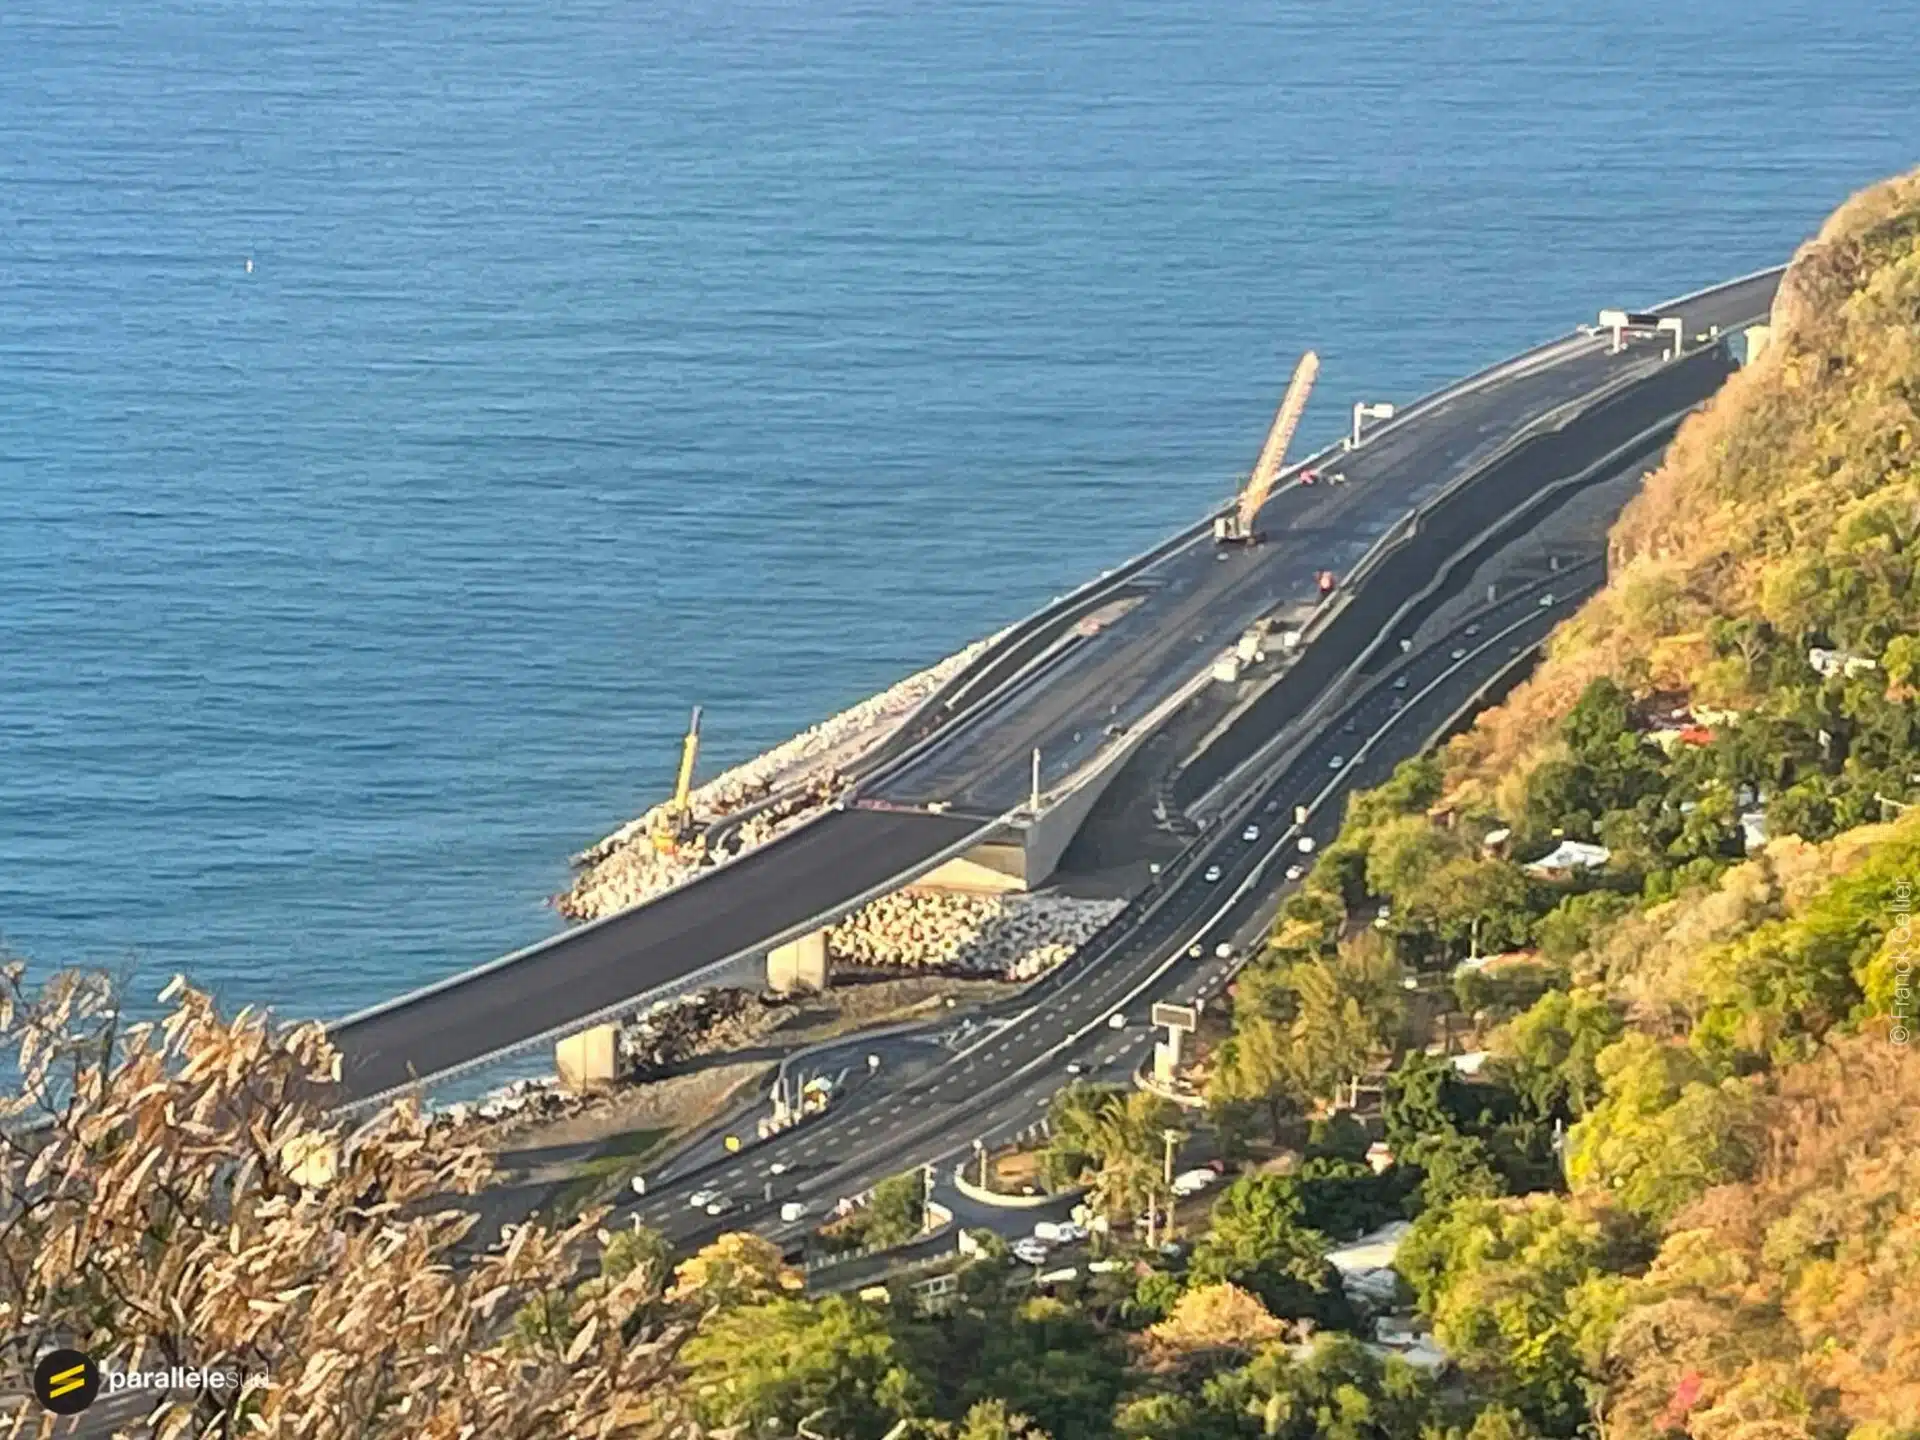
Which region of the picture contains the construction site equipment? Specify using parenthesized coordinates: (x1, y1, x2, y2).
(1215, 350, 1320, 545)
(649, 705, 704, 855)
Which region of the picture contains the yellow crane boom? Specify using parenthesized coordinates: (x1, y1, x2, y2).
(1235, 349, 1320, 534)
(671, 705, 703, 813)
(651, 705, 704, 855)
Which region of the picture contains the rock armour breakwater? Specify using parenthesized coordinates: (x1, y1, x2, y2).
(556, 639, 993, 922)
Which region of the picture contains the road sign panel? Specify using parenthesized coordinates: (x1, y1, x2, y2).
(1152, 1002, 1199, 1032)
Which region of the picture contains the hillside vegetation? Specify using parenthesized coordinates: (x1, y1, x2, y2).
(1209, 164, 1920, 1438)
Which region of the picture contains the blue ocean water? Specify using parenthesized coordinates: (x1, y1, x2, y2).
(0, 0, 1913, 1024)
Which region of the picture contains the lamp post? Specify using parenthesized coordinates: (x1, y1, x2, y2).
(1351, 401, 1395, 449)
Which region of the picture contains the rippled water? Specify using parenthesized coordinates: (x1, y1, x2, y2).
(1, 0, 1913, 1022)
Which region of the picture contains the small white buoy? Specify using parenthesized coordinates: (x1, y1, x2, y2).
(245, 257, 254, 274)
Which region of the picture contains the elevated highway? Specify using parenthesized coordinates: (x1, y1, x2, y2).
(326, 265, 1781, 1110)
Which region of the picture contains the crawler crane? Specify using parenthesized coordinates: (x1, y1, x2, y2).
(1214, 350, 1320, 545)
(649, 705, 704, 856)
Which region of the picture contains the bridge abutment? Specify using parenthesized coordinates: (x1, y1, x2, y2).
(767, 927, 830, 993)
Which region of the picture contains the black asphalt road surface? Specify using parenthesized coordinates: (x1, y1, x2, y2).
(867, 270, 1781, 814)
(330, 809, 983, 1103)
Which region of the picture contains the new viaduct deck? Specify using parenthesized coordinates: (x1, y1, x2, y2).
(326, 265, 1783, 1109)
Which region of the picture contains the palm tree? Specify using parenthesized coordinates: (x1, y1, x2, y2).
(1041, 1084, 1177, 1225)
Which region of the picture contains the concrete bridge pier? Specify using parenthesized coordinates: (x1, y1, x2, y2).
(556, 1022, 620, 1089)
(767, 927, 831, 994)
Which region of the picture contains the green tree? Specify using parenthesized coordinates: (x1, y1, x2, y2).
(1188, 1175, 1343, 1323)
(1564, 1036, 1759, 1226)
(1397, 1194, 1639, 1433)
(1041, 1084, 1177, 1225)
(1489, 988, 1623, 1121)
(865, 1169, 928, 1247)
(677, 1295, 926, 1440)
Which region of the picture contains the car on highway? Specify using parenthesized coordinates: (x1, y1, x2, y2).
(1297, 836, 1317, 853)
(704, 1198, 732, 1217)
(1329, 755, 1345, 770)
(1465, 624, 1481, 637)
(1392, 674, 1409, 689)
(1285, 864, 1304, 881)
(1108, 1013, 1127, 1030)
(780, 1201, 808, 1223)
(1188, 943, 1204, 958)
(1540, 593, 1555, 607)
(768, 1161, 789, 1176)
(1215, 941, 1234, 959)
(1343, 717, 1358, 732)
(1451, 647, 1467, 660)
(1242, 823, 1259, 842)
(1066, 1060, 1085, 1076)
(1204, 864, 1222, 882)
(688, 1188, 721, 1210)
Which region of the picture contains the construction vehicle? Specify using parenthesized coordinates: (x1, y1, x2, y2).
(648, 705, 703, 855)
(1215, 350, 1320, 545)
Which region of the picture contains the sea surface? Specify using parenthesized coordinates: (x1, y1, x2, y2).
(1, 0, 1914, 1025)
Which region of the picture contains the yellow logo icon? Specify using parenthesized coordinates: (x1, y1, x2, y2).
(33, 1349, 100, 1415)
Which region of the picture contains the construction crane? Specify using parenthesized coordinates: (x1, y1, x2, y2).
(649, 705, 704, 856)
(1215, 349, 1320, 545)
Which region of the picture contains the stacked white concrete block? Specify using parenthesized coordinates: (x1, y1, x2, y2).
(824, 892, 1124, 980)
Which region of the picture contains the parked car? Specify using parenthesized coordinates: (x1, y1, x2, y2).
(1285, 864, 1304, 881)
(1171, 1168, 1220, 1197)
(1012, 1238, 1051, 1266)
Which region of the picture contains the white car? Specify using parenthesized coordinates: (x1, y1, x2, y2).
(704, 1198, 731, 1217)
(1171, 1168, 1219, 1197)
(1108, 1013, 1127, 1031)
(1012, 1238, 1051, 1266)
(1297, 837, 1317, 854)
(1066, 1060, 1085, 1076)
(688, 1188, 721, 1210)
(1465, 624, 1481, 637)
(1204, 864, 1222, 882)
(1392, 674, 1409, 689)
(1329, 755, 1345, 770)
(1539, 593, 1555, 607)
(768, 1161, 789, 1176)
(1054, 1221, 1090, 1243)
(1451, 647, 1467, 660)
(1285, 864, 1304, 881)
(780, 1201, 808, 1223)
(1242, 824, 1259, 842)
(1214, 941, 1234, 959)
(1188, 943, 1204, 958)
